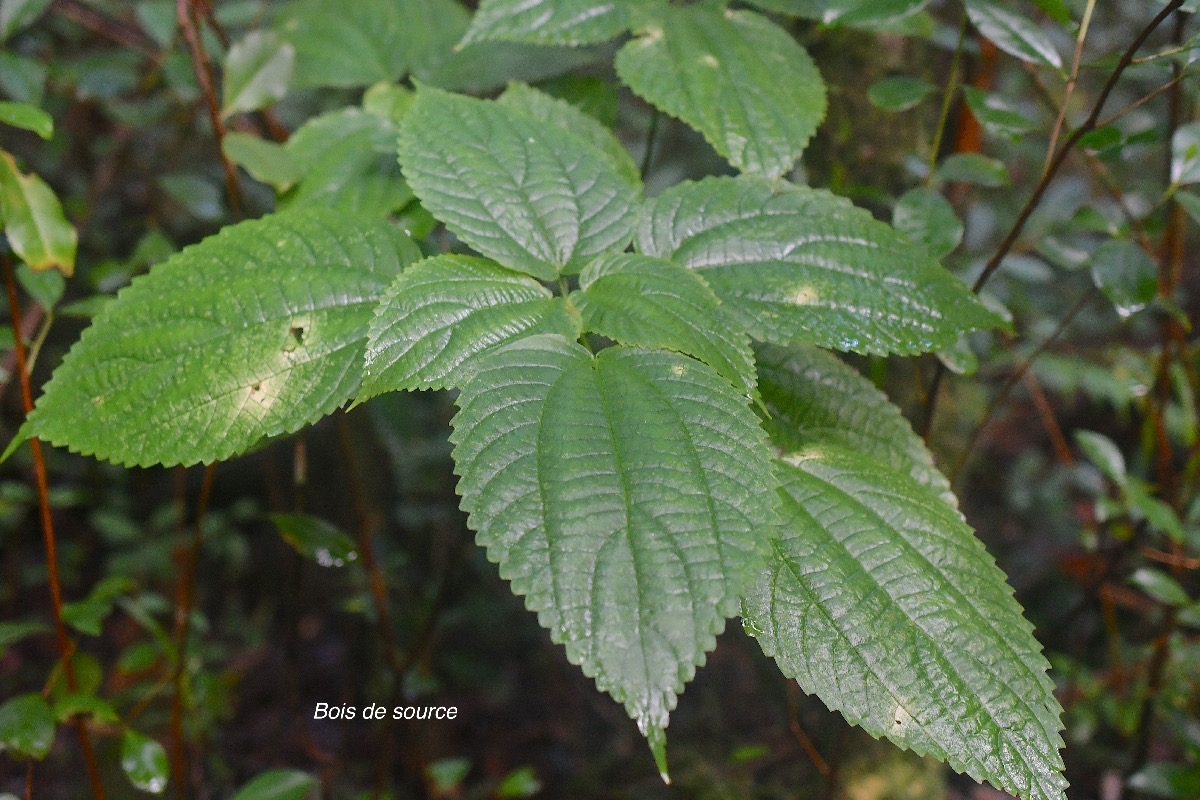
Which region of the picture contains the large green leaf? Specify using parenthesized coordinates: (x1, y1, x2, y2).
(637, 176, 1002, 355)
(497, 82, 640, 188)
(615, 5, 826, 179)
(398, 86, 641, 280)
(741, 0, 929, 27)
(964, 0, 1062, 70)
(280, 107, 414, 219)
(755, 344, 952, 504)
(742, 448, 1066, 800)
(0, 150, 77, 276)
(362, 255, 582, 396)
(19, 210, 419, 467)
(570, 252, 758, 403)
(461, 0, 635, 46)
(451, 335, 777, 771)
(277, 0, 410, 87)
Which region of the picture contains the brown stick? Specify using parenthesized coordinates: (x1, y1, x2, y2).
(176, 0, 242, 220)
(52, 0, 158, 55)
(3, 259, 107, 800)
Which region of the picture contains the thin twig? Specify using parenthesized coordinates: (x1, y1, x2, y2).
(176, 0, 242, 219)
(3, 259, 107, 800)
(52, 0, 158, 55)
(927, 12, 969, 181)
(1043, 0, 1097, 177)
(169, 463, 216, 800)
(785, 680, 830, 777)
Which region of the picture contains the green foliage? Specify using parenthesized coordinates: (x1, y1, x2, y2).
(11, 0, 1199, 796)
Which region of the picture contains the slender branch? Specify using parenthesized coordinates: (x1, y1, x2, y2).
(1098, 69, 1192, 130)
(1043, 0, 1097, 176)
(176, 0, 242, 220)
(3, 259, 107, 800)
(924, 0, 1185, 438)
(52, 0, 158, 55)
(927, 12, 969, 181)
(785, 680, 830, 777)
(169, 463, 216, 800)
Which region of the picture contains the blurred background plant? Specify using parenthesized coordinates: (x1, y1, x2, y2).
(0, 0, 1197, 797)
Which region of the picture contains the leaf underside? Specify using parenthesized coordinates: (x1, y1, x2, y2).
(398, 85, 641, 280)
(742, 449, 1066, 800)
(615, 5, 826, 179)
(450, 334, 777, 749)
(362, 254, 581, 395)
(637, 175, 1001, 355)
(22, 209, 419, 467)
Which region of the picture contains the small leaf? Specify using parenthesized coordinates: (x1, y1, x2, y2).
(571, 252, 759, 403)
(497, 82, 639, 187)
(1074, 430, 1126, 487)
(451, 335, 777, 760)
(0, 100, 51, 138)
(755, 344, 954, 505)
(1090, 238, 1157, 318)
(496, 766, 542, 798)
(271, 513, 359, 568)
(16, 262, 65, 308)
(961, 86, 1038, 141)
(742, 448, 1066, 800)
(867, 76, 936, 112)
(1173, 190, 1200, 226)
(223, 133, 302, 192)
(615, 5, 826, 179)
(0, 150, 77, 275)
(157, 173, 224, 221)
(121, 730, 170, 794)
(964, 0, 1062, 69)
(461, 0, 634, 46)
(221, 30, 294, 118)
(0, 0, 51, 41)
(1126, 568, 1190, 606)
(231, 769, 318, 800)
(0, 51, 47, 105)
(741, 0, 929, 28)
(638, 176, 1001, 355)
(1171, 122, 1200, 185)
(20, 209, 420, 467)
(52, 693, 120, 725)
(1127, 763, 1200, 800)
(0, 693, 54, 760)
(0, 621, 48, 656)
(934, 153, 1010, 187)
(893, 186, 963, 259)
(62, 575, 136, 636)
(362, 255, 581, 396)
(398, 85, 640, 280)
(278, 0, 409, 88)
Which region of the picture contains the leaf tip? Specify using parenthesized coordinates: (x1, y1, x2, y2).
(646, 725, 670, 783)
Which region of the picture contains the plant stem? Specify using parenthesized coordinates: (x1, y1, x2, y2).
(3, 259, 107, 800)
(927, 12, 969, 181)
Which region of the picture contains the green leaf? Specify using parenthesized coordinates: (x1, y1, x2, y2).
(121, 730, 170, 794)
(158, 173, 224, 221)
(0, 693, 54, 760)
(281, 108, 413, 218)
(231, 769, 318, 800)
(0, 0, 51, 41)
(271, 513, 359, 567)
(1173, 189, 1200, 226)
(16, 261, 65, 308)
(221, 30, 294, 118)
(1090, 238, 1157, 319)
(497, 82, 640, 188)
(52, 693, 120, 725)
(398, 85, 641, 280)
(934, 153, 1010, 187)
(637, 176, 1001, 355)
(755, 344, 954, 505)
(223, 133, 302, 192)
(461, 0, 635, 46)
(1171, 122, 1200, 185)
(961, 86, 1037, 142)
(496, 766, 542, 798)
(1126, 567, 1190, 607)
(1128, 763, 1200, 800)
(742, 448, 1066, 800)
(615, 5, 826, 179)
(362, 255, 581, 396)
(892, 186, 962, 260)
(0, 51, 48, 105)
(278, 0, 410, 87)
(740, 0, 929, 28)
(1074, 430, 1126, 487)
(0, 150, 77, 275)
(867, 76, 936, 112)
(570, 252, 759, 403)
(0, 100, 51, 138)
(62, 575, 136, 635)
(964, 0, 1063, 69)
(20, 209, 419, 467)
(451, 335, 777, 760)
(0, 621, 48, 656)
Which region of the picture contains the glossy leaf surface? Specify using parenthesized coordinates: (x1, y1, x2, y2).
(451, 335, 776, 763)
(363, 255, 581, 395)
(638, 176, 1000, 354)
(615, 5, 826, 178)
(743, 448, 1066, 800)
(398, 86, 640, 280)
(20, 210, 419, 467)
(462, 0, 634, 46)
